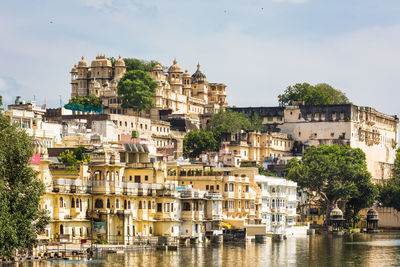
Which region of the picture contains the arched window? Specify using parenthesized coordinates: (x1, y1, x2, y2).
(71, 198, 75, 208)
(139, 201, 142, 209)
(80, 199, 82, 211)
(143, 200, 146, 209)
(95, 199, 104, 209)
(148, 201, 151, 209)
(272, 199, 275, 208)
(60, 224, 64, 235)
(116, 199, 119, 209)
(128, 201, 131, 209)
(76, 198, 79, 208)
(106, 171, 110, 181)
(272, 187, 276, 193)
(224, 183, 228, 192)
(229, 183, 234, 192)
(59, 197, 64, 208)
(149, 226, 153, 235)
(107, 198, 110, 209)
(124, 200, 127, 209)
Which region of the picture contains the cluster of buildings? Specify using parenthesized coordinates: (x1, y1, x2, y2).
(3, 54, 399, 244)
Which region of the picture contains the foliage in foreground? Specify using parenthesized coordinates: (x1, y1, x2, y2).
(286, 144, 376, 225)
(0, 113, 50, 257)
(378, 148, 400, 210)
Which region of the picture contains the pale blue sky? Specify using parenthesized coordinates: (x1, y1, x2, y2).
(0, 0, 400, 116)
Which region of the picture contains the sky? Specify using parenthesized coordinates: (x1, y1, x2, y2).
(0, 0, 400, 117)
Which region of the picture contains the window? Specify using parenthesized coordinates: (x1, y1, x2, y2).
(116, 199, 119, 209)
(134, 176, 141, 183)
(129, 176, 132, 181)
(60, 224, 64, 235)
(145, 175, 148, 181)
(71, 198, 75, 208)
(148, 201, 151, 209)
(76, 198, 79, 208)
(139, 201, 142, 209)
(216, 185, 220, 190)
(157, 203, 162, 212)
(143, 200, 146, 209)
(182, 202, 191, 211)
(245, 185, 249, 192)
(59, 197, 63, 208)
(95, 199, 103, 209)
(224, 184, 228, 192)
(229, 183, 234, 192)
(245, 200, 249, 209)
(206, 185, 209, 190)
(107, 198, 110, 209)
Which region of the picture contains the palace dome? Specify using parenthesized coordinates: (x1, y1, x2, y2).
(115, 55, 125, 67)
(168, 58, 183, 73)
(91, 55, 112, 67)
(153, 61, 163, 72)
(183, 69, 191, 77)
(78, 56, 88, 68)
(191, 63, 206, 83)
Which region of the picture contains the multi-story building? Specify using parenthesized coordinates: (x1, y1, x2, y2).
(233, 104, 399, 183)
(255, 175, 298, 234)
(70, 56, 228, 121)
(220, 131, 294, 166)
(166, 163, 262, 228)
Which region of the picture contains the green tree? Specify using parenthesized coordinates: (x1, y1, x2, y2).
(183, 129, 218, 159)
(278, 82, 351, 106)
(378, 148, 400, 210)
(57, 146, 90, 167)
(345, 172, 378, 227)
(117, 70, 157, 112)
(68, 94, 102, 108)
(0, 113, 50, 257)
(207, 109, 260, 143)
(0, 94, 2, 107)
(286, 144, 373, 225)
(108, 57, 116, 67)
(123, 58, 158, 72)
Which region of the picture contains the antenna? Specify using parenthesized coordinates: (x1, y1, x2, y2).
(59, 95, 62, 107)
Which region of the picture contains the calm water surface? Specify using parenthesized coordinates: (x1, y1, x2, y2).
(5, 233, 400, 267)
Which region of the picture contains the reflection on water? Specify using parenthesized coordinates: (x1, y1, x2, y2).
(5, 233, 400, 267)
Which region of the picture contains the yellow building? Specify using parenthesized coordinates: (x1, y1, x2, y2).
(166, 163, 261, 228)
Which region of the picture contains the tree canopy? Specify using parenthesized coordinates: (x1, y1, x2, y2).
(278, 82, 351, 106)
(183, 129, 218, 159)
(68, 94, 102, 108)
(57, 146, 90, 170)
(378, 148, 400, 211)
(0, 113, 50, 257)
(123, 58, 158, 72)
(207, 109, 263, 142)
(0, 94, 2, 107)
(117, 70, 157, 112)
(286, 144, 375, 225)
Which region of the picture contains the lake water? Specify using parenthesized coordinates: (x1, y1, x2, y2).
(5, 233, 400, 267)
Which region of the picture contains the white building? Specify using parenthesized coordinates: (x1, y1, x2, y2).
(255, 175, 298, 234)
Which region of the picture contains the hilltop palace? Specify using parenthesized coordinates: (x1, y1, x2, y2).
(70, 55, 227, 121)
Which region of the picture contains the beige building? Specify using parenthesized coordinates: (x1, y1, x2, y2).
(233, 104, 399, 182)
(70, 56, 228, 121)
(220, 131, 294, 166)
